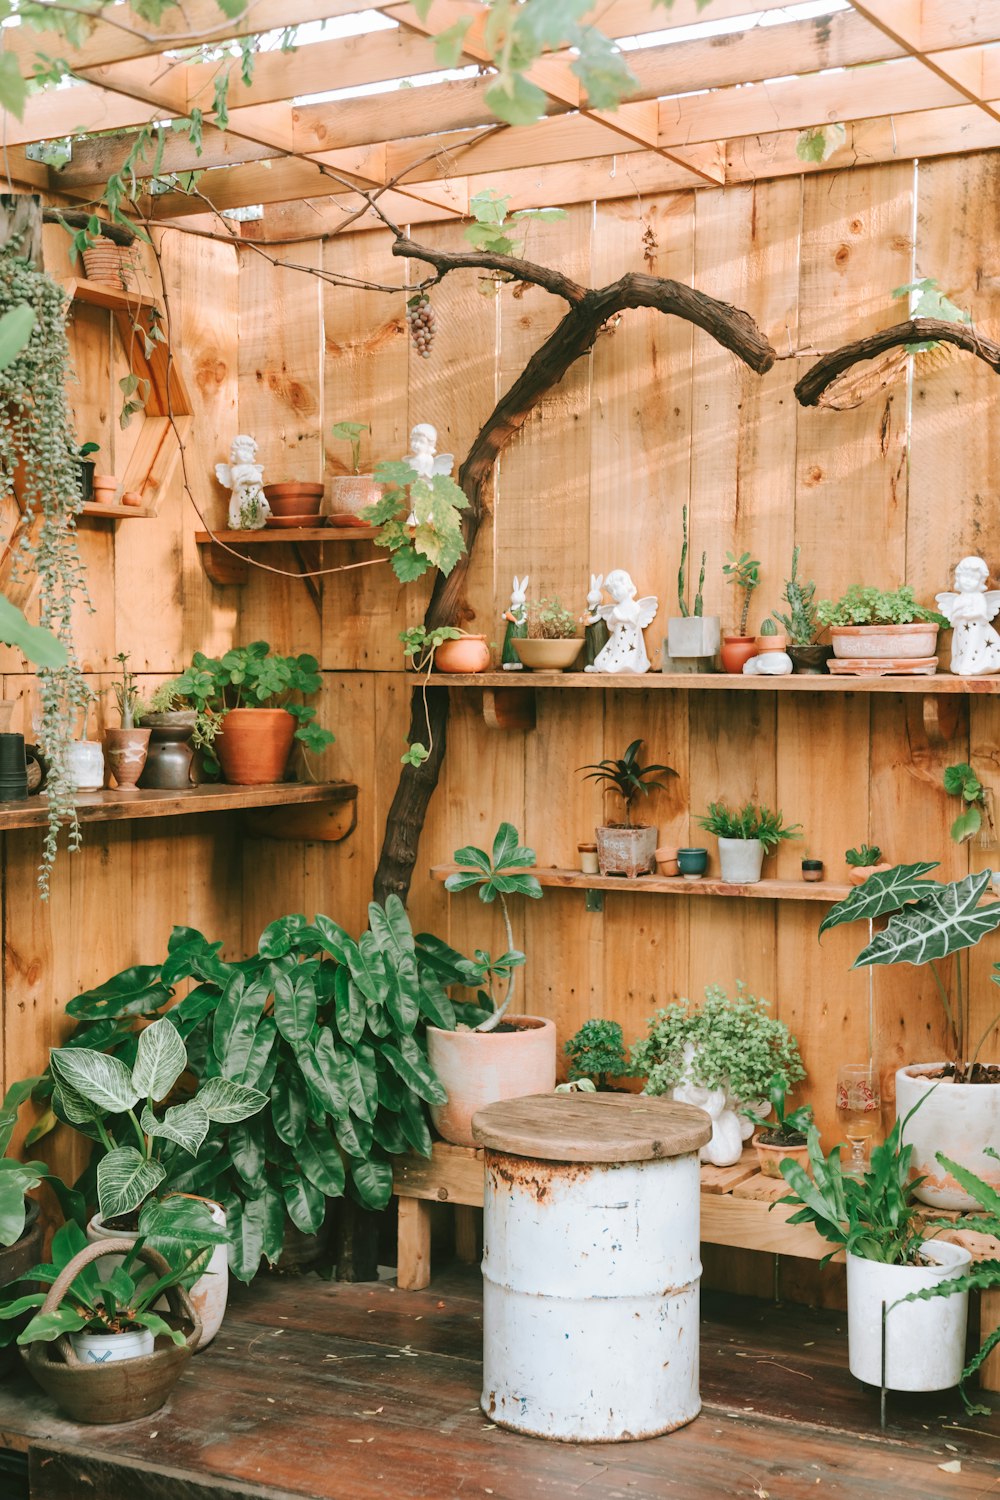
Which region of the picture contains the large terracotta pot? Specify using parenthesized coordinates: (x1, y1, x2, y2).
(327, 475, 383, 526)
(264, 482, 324, 517)
(896, 1063, 1000, 1209)
(104, 727, 151, 790)
(215, 707, 296, 785)
(720, 635, 758, 673)
(830, 623, 939, 660)
(426, 1017, 557, 1147)
(434, 636, 491, 673)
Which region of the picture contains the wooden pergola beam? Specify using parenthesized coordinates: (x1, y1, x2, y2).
(849, 0, 1000, 125)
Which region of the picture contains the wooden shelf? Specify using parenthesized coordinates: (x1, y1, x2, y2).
(62, 277, 157, 311)
(80, 501, 156, 520)
(0, 780, 357, 833)
(195, 527, 375, 545)
(424, 669, 1000, 694)
(195, 526, 378, 605)
(431, 863, 851, 904)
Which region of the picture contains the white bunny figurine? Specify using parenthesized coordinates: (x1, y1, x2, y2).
(583, 573, 609, 668)
(502, 574, 529, 670)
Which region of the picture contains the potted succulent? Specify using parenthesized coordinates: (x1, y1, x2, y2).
(745, 1073, 813, 1179)
(720, 551, 761, 673)
(820, 862, 1000, 1208)
(580, 739, 677, 877)
(426, 823, 553, 1147)
(513, 597, 583, 671)
(665, 505, 719, 670)
(2, 1226, 202, 1422)
(755, 618, 786, 653)
(104, 651, 151, 790)
(845, 843, 893, 884)
(697, 799, 801, 884)
(632, 982, 804, 1166)
(816, 585, 947, 662)
(772, 547, 830, 674)
(564, 1019, 634, 1091)
(167, 642, 334, 785)
(779, 1114, 972, 1392)
(328, 420, 381, 525)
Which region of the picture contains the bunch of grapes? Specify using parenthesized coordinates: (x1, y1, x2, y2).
(407, 293, 437, 359)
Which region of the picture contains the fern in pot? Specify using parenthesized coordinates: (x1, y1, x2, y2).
(579, 739, 677, 877)
(697, 799, 801, 884)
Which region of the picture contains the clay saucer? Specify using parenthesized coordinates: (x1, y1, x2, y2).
(264, 515, 325, 530)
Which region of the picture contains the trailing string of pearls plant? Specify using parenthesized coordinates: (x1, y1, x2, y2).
(0, 236, 92, 895)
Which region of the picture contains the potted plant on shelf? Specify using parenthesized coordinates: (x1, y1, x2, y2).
(104, 651, 150, 790)
(167, 642, 334, 785)
(845, 843, 892, 884)
(425, 823, 553, 1147)
(745, 1073, 813, 1178)
(2, 1225, 203, 1423)
(779, 1115, 973, 1393)
(564, 1019, 634, 1091)
(399, 624, 491, 768)
(632, 981, 804, 1166)
(943, 762, 993, 844)
(513, 597, 583, 671)
(755, 618, 786, 654)
(76, 440, 99, 502)
(138, 680, 204, 791)
(328, 420, 381, 525)
(720, 551, 761, 673)
(820, 861, 1000, 1208)
(816, 585, 947, 666)
(697, 799, 801, 884)
(772, 547, 830, 674)
(665, 505, 719, 671)
(580, 739, 677, 877)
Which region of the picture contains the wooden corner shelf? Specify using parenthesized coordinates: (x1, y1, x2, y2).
(431, 863, 851, 908)
(194, 527, 378, 607)
(0, 780, 357, 835)
(79, 502, 156, 520)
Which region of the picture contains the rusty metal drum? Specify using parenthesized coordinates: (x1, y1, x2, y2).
(471, 1093, 712, 1442)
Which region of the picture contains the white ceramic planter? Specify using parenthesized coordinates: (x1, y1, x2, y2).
(829, 623, 939, 660)
(717, 837, 765, 884)
(896, 1064, 1000, 1209)
(66, 739, 105, 791)
(846, 1241, 971, 1390)
(667, 616, 721, 659)
(87, 1198, 228, 1350)
(70, 1327, 154, 1365)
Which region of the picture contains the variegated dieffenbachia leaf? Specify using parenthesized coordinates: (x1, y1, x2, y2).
(852, 870, 1000, 968)
(96, 1146, 166, 1219)
(50, 1048, 139, 1116)
(141, 1099, 210, 1157)
(818, 862, 940, 937)
(195, 1075, 267, 1124)
(131, 1016, 187, 1101)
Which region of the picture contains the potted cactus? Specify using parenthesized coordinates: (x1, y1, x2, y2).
(721, 551, 761, 673)
(665, 506, 719, 670)
(772, 548, 829, 674)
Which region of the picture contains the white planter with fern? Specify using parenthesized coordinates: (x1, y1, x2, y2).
(847, 1241, 971, 1390)
(717, 837, 765, 884)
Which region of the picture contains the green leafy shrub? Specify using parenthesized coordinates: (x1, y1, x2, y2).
(444, 823, 542, 1030)
(564, 1020, 633, 1090)
(845, 844, 882, 868)
(816, 586, 947, 629)
(526, 597, 576, 640)
(697, 800, 801, 853)
(362, 460, 469, 582)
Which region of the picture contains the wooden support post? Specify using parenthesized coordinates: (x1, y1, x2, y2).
(396, 1197, 432, 1291)
(481, 686, 536, 730)
(980, 1288, 1000, 1392)
(453, 1204, 479, 1265)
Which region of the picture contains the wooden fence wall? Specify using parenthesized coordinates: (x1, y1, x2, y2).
(2, 154, 999, 1272)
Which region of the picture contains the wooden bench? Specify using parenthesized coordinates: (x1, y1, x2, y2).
(392, 1142, 1000, 1393)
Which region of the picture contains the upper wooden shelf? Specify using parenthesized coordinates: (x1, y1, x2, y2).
(424, 670, 1000, 695)
(431, 864, 851, 905)
(62, 277, 157, 312)
(0, 781, 357, 833)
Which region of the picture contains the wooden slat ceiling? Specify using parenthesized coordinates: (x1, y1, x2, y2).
(10, 0, 1000, 230)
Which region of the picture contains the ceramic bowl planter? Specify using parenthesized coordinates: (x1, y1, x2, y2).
(677, 848, 708, 879)
(327, 475, 382, 527)
(24, 1239, 201, 1424)
(104, 727, 151, 790)
(665, 616, 720, 672)
(71, 1327, 153, 1365)
(139, 711, 197, 790)
(829, 623, 939, 660)
(788, 644, 833, 675)
(264, 482, 324, 517)
(720, 635, 758, 674)
(513, 637, 583, 671)
(846, 1240, 972, 1391)
(426, 1017, 557, 1147)
(717, 837, 765, 884)
(801, 859, 824, 882)
(895, 1063, 1000, 1209)
(596, 824, 657, 877)
(434, 635, 491, 674)
(752, 1131, 810, 1180)
(215, 707, 296, 785)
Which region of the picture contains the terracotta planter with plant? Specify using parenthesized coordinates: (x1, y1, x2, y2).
(817, 585, 946, 661)
(400, 625, 491, 768)
(821, 862, 1000, 1208)
(721, 549, 760, 673)
(103, 651, 150, 790)
(697, 799, 801, 885)
(513, 597, 582, 670)
(580, 739, 676, 877)
(328, 420, 382, 525)
(428, 823, 553, 1146)
(746, 1075, 813, 1179)
(845, 843, 892, 884)
(263, 482, 324, 518)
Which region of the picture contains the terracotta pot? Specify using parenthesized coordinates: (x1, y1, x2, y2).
(848, 861, 893, 885)
(215, 707, 296, 785)
(654, 845, 679, 877)
(426, 1016, 557, 1147)
(829, 623, 939, 660)
(23, 1238, 200, 1423)
(755, 632, 787, 653)
(121, 490, 143, 508)
(720, 635, 758, 673)
(895, 1064, 1000, 1209)
(103, 727, 151, 790)
(327, 474, 383, 525)
(513, 638, 583, 671)
(82, 245, 139, 292)
(434, 636, 491, 673)
(753, 1131, 811, 1180)
(139, 711, 197, 790)
(264, 482, 324, 517)
(595, 824, 657, 877)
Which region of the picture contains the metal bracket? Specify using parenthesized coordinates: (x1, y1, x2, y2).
(584, 889, 604, 913)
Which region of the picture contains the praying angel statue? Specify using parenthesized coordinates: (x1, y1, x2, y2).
(216, 434, 268, 530)
(585, 568, 658, 674)
(936, 556, 1000, 676)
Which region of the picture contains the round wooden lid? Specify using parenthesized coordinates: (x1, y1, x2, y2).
(471, 1093, 712, 1162)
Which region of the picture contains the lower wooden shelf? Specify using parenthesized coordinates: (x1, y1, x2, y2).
(431, 863, 851, 903)
(0, 780, 357, 834)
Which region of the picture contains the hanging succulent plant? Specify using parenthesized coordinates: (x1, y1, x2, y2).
(0, 238, 92, 895)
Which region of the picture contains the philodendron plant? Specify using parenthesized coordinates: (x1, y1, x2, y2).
(442, 822, 542, 1032)
(820, 862, 1000, 1077)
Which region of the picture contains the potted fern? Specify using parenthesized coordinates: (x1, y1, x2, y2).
(665, 505, 719, 669)
(697, 799, 801, 884)
(579, 739, 677, 877)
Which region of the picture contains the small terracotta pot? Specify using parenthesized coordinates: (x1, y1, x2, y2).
(264, 483, 324, 517)
(755, 632, 787, 653)
(121, 491, 143, 507)
(655, 845, 679, 877)
(848, 861, 893, 885)
(91, 474, 118, 501)
(215, 707, 296, 785)
(104, 727, 151, 790)
(720, 635, 758, 673)
(327, 474, 383, 526)
(426, 1016, 557, 1147)
(753, 1131, 811, 1180)
(433, 636, 491, 673)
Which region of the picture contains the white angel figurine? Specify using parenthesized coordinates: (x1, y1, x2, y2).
(936, 556, 1000, 676)
(404, 423, 454, 479)
(215, 434, 268, 530)
(585, 568, 657, 674)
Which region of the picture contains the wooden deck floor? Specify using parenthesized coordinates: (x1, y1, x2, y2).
(0, 1266, 997, 1499)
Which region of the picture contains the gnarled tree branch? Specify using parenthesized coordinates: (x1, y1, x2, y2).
(796, 318, 1000, 406)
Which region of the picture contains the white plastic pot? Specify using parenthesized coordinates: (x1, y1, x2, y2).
(70, 1327, 154, 1365)
(717, 837, 765, 884)
(846, 1241, 971, 1390)
(87, 1198, 228, 1350)
(667, 616, 721, 659)
(896, 1064, 1000, 1209)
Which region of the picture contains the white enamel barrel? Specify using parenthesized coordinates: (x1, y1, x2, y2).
(472, 1093, 712, 1443)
